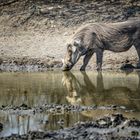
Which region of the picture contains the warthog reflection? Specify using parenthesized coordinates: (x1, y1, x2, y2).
(62, 72, 140, 110)
(62, 72, 103, 105)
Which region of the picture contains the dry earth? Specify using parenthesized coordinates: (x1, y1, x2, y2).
(0, 0, 140, 71)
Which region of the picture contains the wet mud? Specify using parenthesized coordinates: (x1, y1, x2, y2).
(0, 57, 62, 72)
(0, 56, 139, 72)
(0, 113, 140, 140)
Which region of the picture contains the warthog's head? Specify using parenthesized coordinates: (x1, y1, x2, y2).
(62, 39, 86, 71)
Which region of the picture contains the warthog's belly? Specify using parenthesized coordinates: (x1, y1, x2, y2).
(103, 35, 134, 52)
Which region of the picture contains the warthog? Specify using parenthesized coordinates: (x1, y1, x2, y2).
(62, 19, 140, 71)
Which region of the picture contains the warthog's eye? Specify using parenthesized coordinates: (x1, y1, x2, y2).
(67, 44, 72, 50)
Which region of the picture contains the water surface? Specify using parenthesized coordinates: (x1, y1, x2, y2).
(0, 71, 140, 137)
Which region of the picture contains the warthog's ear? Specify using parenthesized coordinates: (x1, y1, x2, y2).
(74, 39, 82, 47)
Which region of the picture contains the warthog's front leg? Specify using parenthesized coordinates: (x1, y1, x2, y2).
(80, 51, 94, 71)
(96, 49, 103, 71)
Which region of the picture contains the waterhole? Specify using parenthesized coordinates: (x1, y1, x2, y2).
(0, 71, 140, 137)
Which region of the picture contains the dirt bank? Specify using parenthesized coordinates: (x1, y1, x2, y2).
(0, 0, 140, 71)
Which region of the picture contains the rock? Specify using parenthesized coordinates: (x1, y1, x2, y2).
(131, 131, 139, 137)
(128, 119, 140, 127)
(112, 114, 126, 127)
(20, 103, 28, 108)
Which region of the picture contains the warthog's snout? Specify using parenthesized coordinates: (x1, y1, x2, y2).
(62, 64, 73, 71)
(61, 59, 73, 71)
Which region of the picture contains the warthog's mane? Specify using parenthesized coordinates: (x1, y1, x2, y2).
(72, 19, 140, 48)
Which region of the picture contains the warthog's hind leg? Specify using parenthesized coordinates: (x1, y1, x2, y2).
(134, 42, 140, 68)
(80, 51, 94, 71)
(96, 49, 103, 71)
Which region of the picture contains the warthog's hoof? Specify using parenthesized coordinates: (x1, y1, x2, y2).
(62, 67, 71, 71)
(62, 68, 70, 71)
(80, 66, 85, 71)
(136, 63, 140, 69)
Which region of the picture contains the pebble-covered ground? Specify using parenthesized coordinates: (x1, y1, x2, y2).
(0, 103, 129, 113)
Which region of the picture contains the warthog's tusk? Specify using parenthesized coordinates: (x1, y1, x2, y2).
(61, 59, 64, 64)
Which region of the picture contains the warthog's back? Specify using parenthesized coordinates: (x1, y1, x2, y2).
(73, 19, 140, 51)
(74, 19, 140, 40)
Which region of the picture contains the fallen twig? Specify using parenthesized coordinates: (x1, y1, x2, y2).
(0, 0, 19, 6)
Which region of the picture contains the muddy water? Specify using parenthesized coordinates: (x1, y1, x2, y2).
(0, 71, 140, 137)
